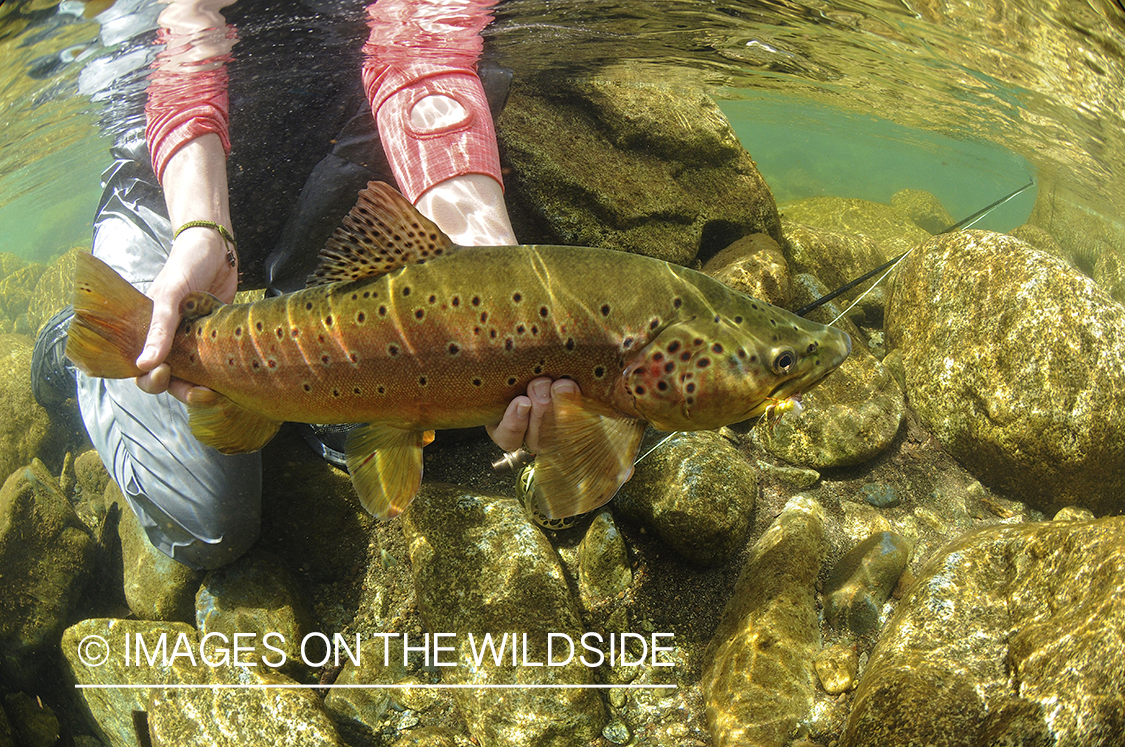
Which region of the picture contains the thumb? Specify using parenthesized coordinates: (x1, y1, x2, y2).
(136, 289, 181, 372)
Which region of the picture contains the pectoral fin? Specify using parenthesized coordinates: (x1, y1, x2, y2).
(186, 387, 282, 454)
(346, 424, 435, 519)
(532, 389, 645, 520)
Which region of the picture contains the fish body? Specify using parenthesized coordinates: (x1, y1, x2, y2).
(68, 183, 850, 521)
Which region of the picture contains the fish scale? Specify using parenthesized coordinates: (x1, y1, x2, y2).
(66, 181, 851, 523)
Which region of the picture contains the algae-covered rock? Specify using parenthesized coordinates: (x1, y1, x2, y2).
(61, 619, 208, 747)
(323, 634, 412, 742)
(782, 220, 890, 312)
(498, 69, 779, 266)
(0, 460, 93, 688)
(885, 230, 1125, 515)
(842, 517, 1125, 747)
(614, 430, 756, 566)
(822, 531, 910, 636)
(28, 247, 87, 333)
(703, 233, 794, 307)
(779, 196, 931, 261)
(577, 510, 632, 609)
(0, 264, 46, 325)
(148, 667, 345, 747)
(387, 727, 462, 747)
(890, 188, 954, 234)
(3, 692, 59, 747)
(195, 549, 312, 680)
(814, 644, 858, 695)
(702, 496, 825, 747)
(113, 481, 202, 623)
(401, 483, 605, 747)
(0, 335, 55, 481)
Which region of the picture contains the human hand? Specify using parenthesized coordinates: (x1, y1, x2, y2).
(487, 377, 580, 454)
(134, 226, 237, 401)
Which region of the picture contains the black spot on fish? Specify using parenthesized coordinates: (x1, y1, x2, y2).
(452, 296, 460, 306)
(664, 362, 675, 372)
(197, 327, 203, 336)
(512, 292, 522, 303)
(712, 343, 724, 353)
(363, 291, 371, 299)
(210, 330, 217, 339)
(480, 311, 489, 323)
(601, 304, 611, 317)
(291, 328, 299, 338)
(305, 302, 313, 311)
(635, 384, 645, 394)
(657, 381, 668, 391)
(713, 315, 720, 323)
(252, 360, 260, 369)
(355, 312, 365, 323)
(686, 396, 695, 406)
(473, 327, 481, 335)
(321, 355, 330, 364)
(325, 316, 333, 327)
(235, 327, 242, 337)
(377, 385, 385, 394)
(668, 341, 681, 353)
(490, 330, 498, 339)
(653, 352, 664, 362)
(738, 348, 747, 359)
(449, 343, 460, 355)
(750, 354, 757, 362)
(353, 387, 361, 395)
(349, 352, 358, 363)
(505, 338, 514, 351)
(333, 389, 340, 397)
(507, 376, 517, 386)
(735, 315, 743, 324)
(697, 358, 711, 368)
(268, 359, 276, 368)
(565, 338, 576, 351)
(770, 319, 777, 326)
(686, 382, 696, 393)
(429, 295, 437, 304)
(517, 324, 526, 335)
(228, 357, 235, 366)
(303, 383, 311, 392)
(694, 338, 704, 346)
(418, 376, 427, 386)
(673, 298, 682, 309)
(534, 364, 543, 374)
(351, 293, 358, 301)
(680, 352, 691, 361)
(388, 345, 399, 357)
(539, 306, 548, 318)
(472, 296, 481, 306)
(594, 366, 606, 378)
(473, 378, 482, 387)
(415, 309, 425, 320)
(531, 325, 539, 336)
(256, 322, 264, 332)
(403, 286, 411, 297)
(188, 354, 195, 363)
(379, 305, 387, 317)
(276, 327, 283, 339)
(623, 337, 634, 348)
(751, 304, 759, 311)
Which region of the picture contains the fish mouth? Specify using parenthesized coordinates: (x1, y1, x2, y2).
(750, 327, 852, 417)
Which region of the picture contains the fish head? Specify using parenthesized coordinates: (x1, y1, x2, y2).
(622, 302, 851, 431)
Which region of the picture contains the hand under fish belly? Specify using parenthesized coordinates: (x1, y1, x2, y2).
(67, 182, 850, 522)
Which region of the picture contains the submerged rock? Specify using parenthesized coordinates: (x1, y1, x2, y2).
(498, 69, 780, 266)
(28, 247, 86, 333)
(195, 549, 312, 680)
(781, 221, 889, 313)
(614, 430, 756, 566)
(111, 481, 202, 624)
(702, 496, 825, 747)
(842, 517, 1125, 747)
(885, 230, 1125, 515)
(148, 667, 345, 747)
(577, 510, 632, 609)
(814, 644, 858, 695)
(3, 692, 60, 747)
(822, 531, 910, 636)
(0, 460, 93, 688)
(401, 484, 605, 747)
(703, 233, 794, 307)
(0, 335, 56, 482)
(891, 188, 954, 235)
(779, 196, 931, 261)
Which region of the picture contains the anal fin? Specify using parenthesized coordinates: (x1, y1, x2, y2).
(186, 387, 282, 454)
(532, 389, 646, 520)
(346, 423, 432, 519)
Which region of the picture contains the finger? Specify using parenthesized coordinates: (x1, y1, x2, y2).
(523, 377, 581, 454)
(486, 396, 532, 452)
(135, 364, 172, 395)
(166, 379, 196, 406)
(137, 291, 181, 371)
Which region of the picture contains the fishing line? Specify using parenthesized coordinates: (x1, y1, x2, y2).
(797, 180, 1035, 321)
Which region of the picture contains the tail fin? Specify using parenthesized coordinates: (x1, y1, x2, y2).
(66, 253, 152, 379)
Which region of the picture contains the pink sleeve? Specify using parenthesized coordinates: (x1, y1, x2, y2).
(362, 0, 503, 203)
(145, 28, 234, 186)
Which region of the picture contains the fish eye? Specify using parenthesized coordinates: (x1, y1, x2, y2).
(773, 350, 796, 374)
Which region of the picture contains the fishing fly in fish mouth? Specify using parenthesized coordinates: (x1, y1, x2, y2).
(65, 181, 851, 523)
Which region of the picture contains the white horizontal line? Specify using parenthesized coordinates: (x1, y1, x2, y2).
(75, 683, 677, 690)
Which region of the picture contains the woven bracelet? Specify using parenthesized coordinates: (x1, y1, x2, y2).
(173, 220, 238, 268)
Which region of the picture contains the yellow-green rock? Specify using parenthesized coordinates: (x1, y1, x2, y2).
(702, 496, 825, 747)
(0, 335, 56, 482)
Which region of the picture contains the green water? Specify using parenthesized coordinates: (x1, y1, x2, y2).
(720, 93, 1035, 231)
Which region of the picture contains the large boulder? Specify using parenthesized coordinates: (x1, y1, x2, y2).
(885, 230, 1125, 515)
(842, 517, 1125, 747)
(498, 68, 780, 266)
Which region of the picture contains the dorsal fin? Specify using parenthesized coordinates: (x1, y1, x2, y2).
(306, 181, 457, 287)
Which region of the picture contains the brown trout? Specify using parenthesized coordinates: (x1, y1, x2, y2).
(67, 182, 850, 521)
